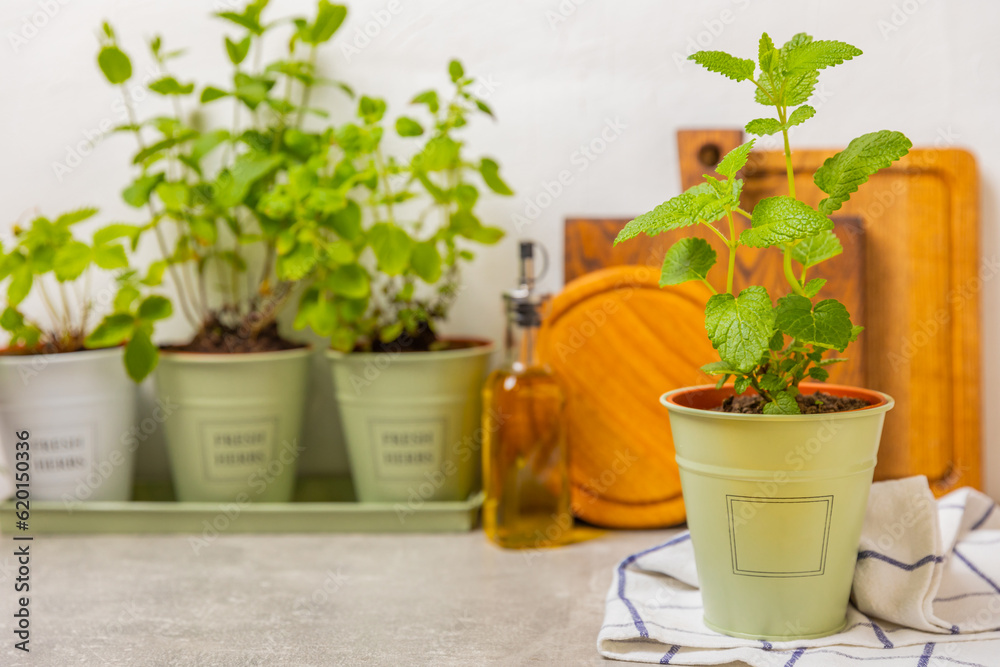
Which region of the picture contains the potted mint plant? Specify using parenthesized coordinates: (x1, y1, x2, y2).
(93, 1, 351, 502)
(0, 209, 167, 502)
(615, 33, 910, 640)
(293, 61, 511, 502)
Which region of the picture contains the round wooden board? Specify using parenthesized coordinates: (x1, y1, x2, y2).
(538, 265, 715, 528)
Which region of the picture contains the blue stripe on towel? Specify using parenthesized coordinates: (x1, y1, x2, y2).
(856, 550, 943, 570)
(869, 619, 893, 648)
(659, 645, 680, 664)
(918, 642, 935, 667)
(971, 504, 996, 530)
(617, 533, 692, 638)
(783, 648, 806, 666)
(953, 549, 1000, 594)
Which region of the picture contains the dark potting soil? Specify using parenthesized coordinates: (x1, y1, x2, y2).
(166, 318, 301, 354)
(361, 322, 480, 354)
(714, 391, 870, 414)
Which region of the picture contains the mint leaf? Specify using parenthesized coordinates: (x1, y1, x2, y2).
(774, 295, 853, 350)
(86, 313, 134, 348)
(803, 278, 827, 297)
(479, 158, 513, 195)
(741, 196, 832, 247)
(395, 117, 424, 137)
(734, 375, 751, 395)
(792, 230, 842, 268)
(124, 327, 158, 382)
(701, 360, 739, 375)
(785, 40, 862, 73)
(688, 51, 755, 81)
(411, 240, 442, 283)
(617, 183, 730, 245)
(97, 46, 131, 84)
(808, 366, 830, 382)
(814, 130, 912, 215)
(54, 241, 93, 281)
(763, 390, 800, 414)
(330, 264, 370, 299)
(137, 295, 172, 321)
(758, 33, 778, 74)
(369, 223, 413, 276)
(745, 118, 783, 136)
(715, 140, 754, 179)
(704, 286, 775, 373)
(786, 105, 816, 128)
(148, 76, 194, 95)
(660, 238, 717, 286)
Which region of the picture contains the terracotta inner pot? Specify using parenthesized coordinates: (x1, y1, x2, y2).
(665, 382, 890, 412)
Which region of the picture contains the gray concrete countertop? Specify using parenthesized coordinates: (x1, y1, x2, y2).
(0, 528, 748, 666)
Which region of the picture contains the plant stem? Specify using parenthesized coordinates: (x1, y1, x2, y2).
(294, 47, 317, 129)
(783, 245, 806, 296)
(725, 208, 737, 294)
(700, 278, 718, 295)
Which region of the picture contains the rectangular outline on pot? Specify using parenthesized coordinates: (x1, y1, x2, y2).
(726, 494, 834, 578)
(30, 422, 97, 488)
(368, 416, 448, 482)
(200, 417, 279, 482)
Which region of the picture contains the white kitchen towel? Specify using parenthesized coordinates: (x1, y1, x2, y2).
(598, 476, 1000, 665)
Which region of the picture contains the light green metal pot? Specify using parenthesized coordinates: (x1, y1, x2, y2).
(0, 348, 137, 502)
(155, 347, 311, 503)
(327, 340, 493, 503)
(661, 383, 893, 641)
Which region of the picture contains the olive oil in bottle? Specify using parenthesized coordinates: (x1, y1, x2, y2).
(482, 241, 570, 549)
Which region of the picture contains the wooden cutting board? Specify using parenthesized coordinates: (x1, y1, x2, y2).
(551, 130, 980, 528)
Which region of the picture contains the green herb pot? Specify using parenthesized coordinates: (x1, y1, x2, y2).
(155, 347, 310, 503)
(327, 340, 493, 503)
(0, 348, 137, 503)
(661, 383, 893, 641)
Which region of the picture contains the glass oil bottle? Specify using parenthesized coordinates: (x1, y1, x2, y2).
(482, 241, 571, 549)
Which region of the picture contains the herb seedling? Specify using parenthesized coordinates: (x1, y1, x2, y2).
(615, 33, 911, 413)
(0, 210, 170, 379)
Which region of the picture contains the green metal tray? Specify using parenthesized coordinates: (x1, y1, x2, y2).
(0, 476, 483, 534)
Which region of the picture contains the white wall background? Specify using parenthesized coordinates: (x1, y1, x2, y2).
(2, 0, 998, 498)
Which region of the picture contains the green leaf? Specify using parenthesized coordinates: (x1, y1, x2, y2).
(114, 284, 140, 311)
(616, 183, 730, 245)
(148, 76, 194, 95)
(7, 267, 32, 306)
(190, 129, 230, 162)
(201, 86, 229, 103)
(786, 105, 816, 129)
(55, 208, 98, 227)
(155, 181, 189, 210)
(411, 90, 439, 114)
(803, 278, 827, 297)
(233, 72, 272, 110)
(225, 35, 252, 65)
(94, 244, 129, 270)
(741, 196, 833, 247)
(140, 260, 167, 287)
(792, 230, 842, 268)
(813, 130, 912, 215)
(123, 327, 158, 382)
(808, 366, 830, 382)
(467, 225, 504, 245)
(774, 295, 853, 350)
(308, 1, 347, 44)
(214, 154, 282, 207)
(448, 59, 465, 82)
(137, 295, 172, 321)
(276, 243, 318, 281)
(479, 158, 513, 195)
(759, 372, 784, 391)
(122, 173, 165, 207)
(94, 224, 142, 249)
(688, 50, 755, 81)
(768, 329, 784, 351)
(715, 140, 754, 179)
(475, 100, 494, 117)
(411, 241, 442, 283)
(704, 286, 775, 373)
(755, 70, 818, 107)
(785, 40, 862, 73)
(659, 237, 716, 286)
(395, 116, 424, 137)
(701, 360, 739, 375)
(97, 46, 132, 84)
(763, 390, 800, 415)
(85, 313, 135, 347)
(734, 375, 751, 395)
(745, 118, 783, 136)
(417, 137, 459, 171)
(54, 241, 93, 281)
(758, 32, 778, 73)
(850, 324, 864, 342)
(330, 264, 370, 299)
(358, 95, 387, 123)
(369, 223, 412, 276)
(327, 200, 362, 240)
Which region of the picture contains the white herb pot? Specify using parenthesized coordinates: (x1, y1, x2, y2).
(0, 348, 138, 503)
(327, 341, 493, 503)
(154, 347, 311, 502)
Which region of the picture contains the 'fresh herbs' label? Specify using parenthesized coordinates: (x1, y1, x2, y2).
(369, 418, 446, 480)
(201, 419, 277, 481)
(31, 426, 95, 487)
